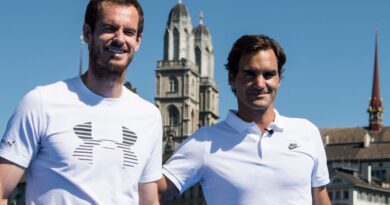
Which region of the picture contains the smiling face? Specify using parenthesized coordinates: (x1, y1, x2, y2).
(84, 2, 142, 80)
(230, 49, 280, 117)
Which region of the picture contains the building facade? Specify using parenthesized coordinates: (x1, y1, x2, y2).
(155, 0, 219, 157)
(156, 1, 218, 204)
(321, 32, 390, 205)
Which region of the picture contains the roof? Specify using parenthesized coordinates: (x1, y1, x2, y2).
(325, 142, 390, 160)
(321, 127, 390, 144)
(193, 24, 209, 36)
(330, 170, 390, 193)
(168, 3, 190, 23)
(320, 127, 390, 160)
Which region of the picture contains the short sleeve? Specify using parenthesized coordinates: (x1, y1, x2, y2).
(139, 111, 163, 183)
(162, 128, 207, 193)
(0, 88, 44, 168)
(310, 124, 330, 187)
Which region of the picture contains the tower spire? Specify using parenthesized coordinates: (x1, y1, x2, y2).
(79, 34, 84, 76)
(368, 30, 383, 131)
(199, 11, 204, 25)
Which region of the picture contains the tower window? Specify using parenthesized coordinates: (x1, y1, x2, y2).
(195, 46, 201, 73)
(168, 106, 179, 126)
(173, 28, 179, 60)
(169, 76, 178, 93)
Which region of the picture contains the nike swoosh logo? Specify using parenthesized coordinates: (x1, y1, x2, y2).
(288, 143, 299, 150)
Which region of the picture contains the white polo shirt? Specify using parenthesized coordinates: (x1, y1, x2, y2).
(163, 110, 329, 205)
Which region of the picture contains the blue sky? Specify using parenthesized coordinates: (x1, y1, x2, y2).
(1, 0, 389, 135)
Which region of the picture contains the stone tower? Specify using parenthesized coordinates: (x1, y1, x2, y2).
(155, 1, 219, 156)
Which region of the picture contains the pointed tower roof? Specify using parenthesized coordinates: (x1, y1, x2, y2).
(167, 0, 190, 23)
(370, 31, 382, 108)
(368, 30, 384, 131)
(193, 11, 210, 36)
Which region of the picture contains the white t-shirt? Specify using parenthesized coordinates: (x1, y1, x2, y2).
(163, 110, 329, 205)
(0, 77, 162, 205)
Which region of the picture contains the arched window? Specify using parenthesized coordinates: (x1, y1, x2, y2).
(169, 76, 178, 93)
(168, 106, 179, 126)
(173, 28, 179, 60)
(195, 47, 201, 72)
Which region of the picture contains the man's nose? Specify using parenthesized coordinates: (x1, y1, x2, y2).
(112, 30, 125, 46)
(254, 75, 266, 88)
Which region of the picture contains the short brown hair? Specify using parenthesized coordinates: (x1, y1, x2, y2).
(84, 0, 144, 38)
(225, 34, 286, 78)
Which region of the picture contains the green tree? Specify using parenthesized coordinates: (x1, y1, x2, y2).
(124, 81, 137, 93)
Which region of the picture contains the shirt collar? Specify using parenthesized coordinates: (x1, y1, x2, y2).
(225, 109, 284, 134)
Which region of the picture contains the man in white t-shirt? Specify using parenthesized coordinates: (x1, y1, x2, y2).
(0, 0, 161, 204)
(158, 35, 332, 205)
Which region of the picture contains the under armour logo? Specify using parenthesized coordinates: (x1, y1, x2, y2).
(72, 122, 138, 168)
(288, 143, 299, 150)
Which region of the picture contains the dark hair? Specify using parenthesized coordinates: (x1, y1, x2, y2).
(84, 0, 144, 38)
(225, 34, 286, 78)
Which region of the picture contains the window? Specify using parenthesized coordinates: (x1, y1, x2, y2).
(362, 192, 367, 200)
(335, 191, 341, 200)
(169, 76, 178, 93)
(368, 193, 372, 201)
(195, 46, 201, 72)
(173, 28, 179, 60)
(168, 106, 179, 126)
(343, 191, 349, 199)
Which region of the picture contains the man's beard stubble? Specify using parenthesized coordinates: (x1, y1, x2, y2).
(88, 40, 134, 82)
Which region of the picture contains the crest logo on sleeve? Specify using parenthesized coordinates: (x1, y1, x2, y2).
(0, 138, 15, 147)
(72, 122, 138, 168)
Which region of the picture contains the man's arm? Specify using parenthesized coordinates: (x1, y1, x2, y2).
(0, 158, 25, 202)
(139, 181, 160, 205)
(312, 186, 331, 205)
(157, 175, 180, 202)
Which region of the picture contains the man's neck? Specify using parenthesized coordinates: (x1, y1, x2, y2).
(236, 106, 275, 132)
(81, 71, 124, 98)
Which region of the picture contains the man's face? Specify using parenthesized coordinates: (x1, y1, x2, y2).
(229, 49, 280, 113)
(84, 3, 142, 80)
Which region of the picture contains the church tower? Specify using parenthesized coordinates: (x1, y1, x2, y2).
(155, 1, 219, 155)
(368, 31, 383, 131)
(193, 11, 219, 127)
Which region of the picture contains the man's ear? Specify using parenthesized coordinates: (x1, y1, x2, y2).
(228, 72, 235, 89)
(134, 33, 142, 52)
(83, 24, 92, 45)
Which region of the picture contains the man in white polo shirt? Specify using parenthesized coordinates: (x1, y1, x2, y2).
(158, 34, 331, 205)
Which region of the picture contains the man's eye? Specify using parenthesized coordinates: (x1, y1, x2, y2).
(243, 72, 256, 78)
(124, 30, 136, 36)
(263, 71, 277, 79)
(103, 26, 116, 32)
